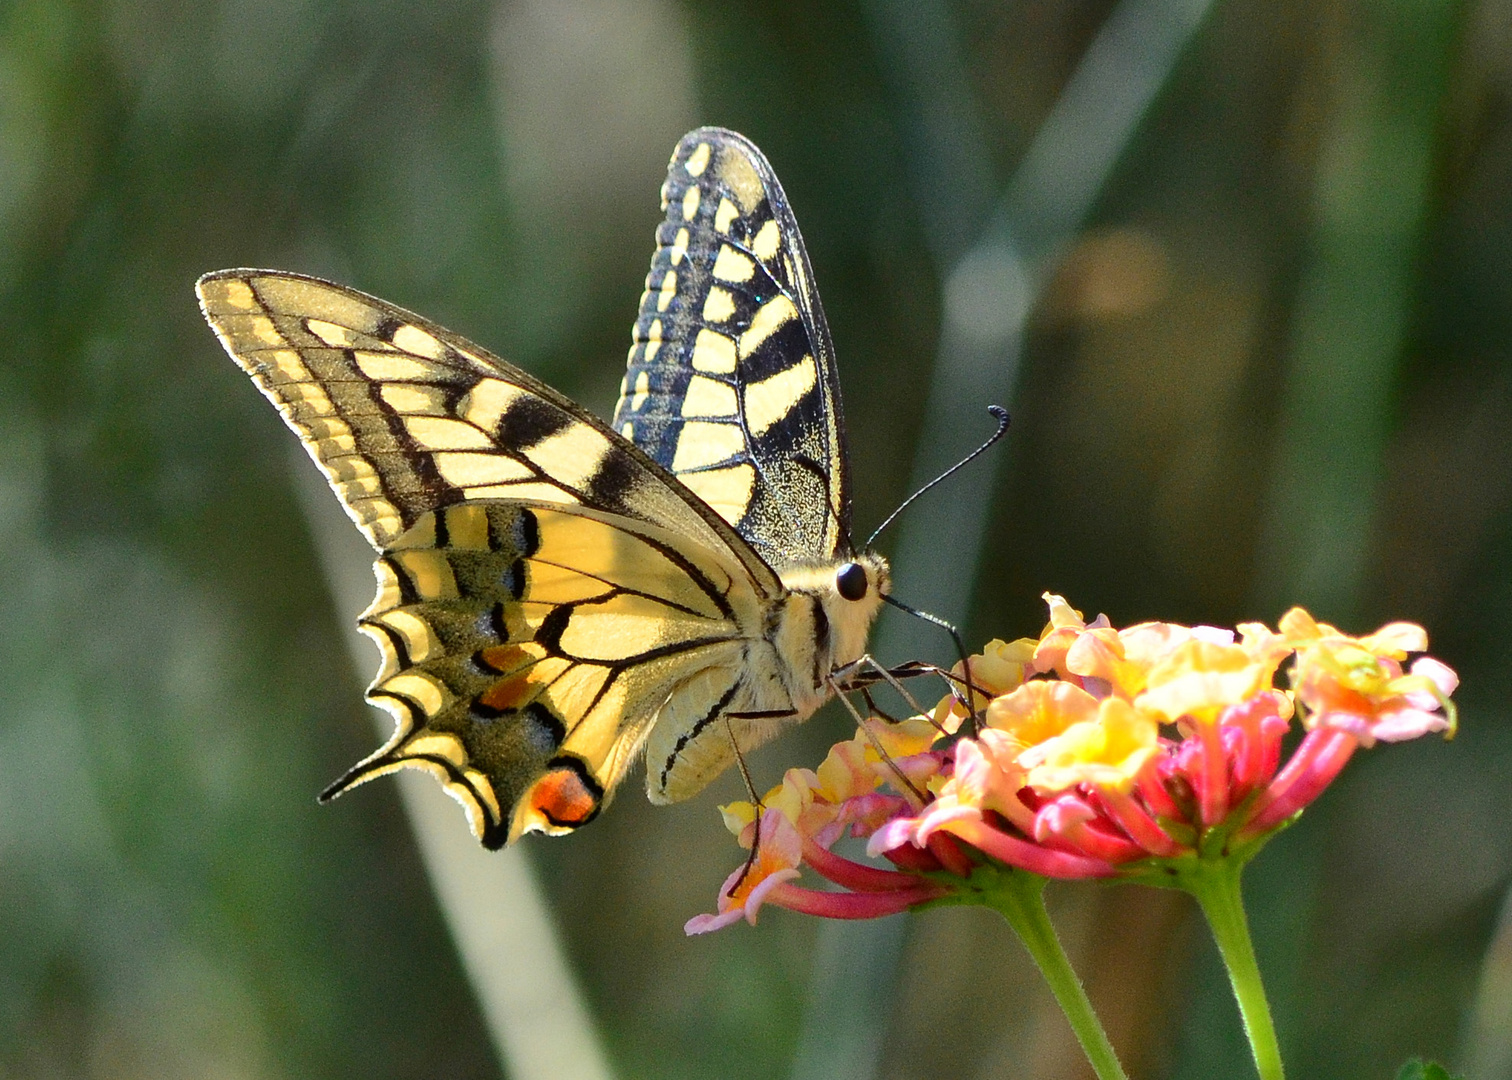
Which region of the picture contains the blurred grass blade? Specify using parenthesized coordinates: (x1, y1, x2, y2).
(1460, 883, 1512, 1079)
(879, 0, 1217, 647)
(790, 4, 1217, 1080)
(294, 458, 616, 1080)
(1252, 0, 1460, 621)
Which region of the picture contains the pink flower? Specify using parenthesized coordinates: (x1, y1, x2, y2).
(685, 810, 805, 933)
(689, 599, 1459, 932)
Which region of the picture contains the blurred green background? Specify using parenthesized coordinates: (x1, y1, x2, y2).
(3, 0, 1511, 1077)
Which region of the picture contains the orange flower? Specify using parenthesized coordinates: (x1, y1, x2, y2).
(1281, 608, 1457, 745)
(686, 810, 805, 933)
(935, 637, 1039, 726)
(1066, 621, 1235, 700)
(1031, 593, 1107, 678)
(985, 679, 1101, 750)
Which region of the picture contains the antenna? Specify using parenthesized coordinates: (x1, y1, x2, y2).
(863, 406, 1009, 551)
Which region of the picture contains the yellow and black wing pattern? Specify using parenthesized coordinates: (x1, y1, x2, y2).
(613, 127, 852, 567)
(197, 270, 779, 845)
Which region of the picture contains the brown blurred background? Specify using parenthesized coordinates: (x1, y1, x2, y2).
(2, 0, 1510, 1077)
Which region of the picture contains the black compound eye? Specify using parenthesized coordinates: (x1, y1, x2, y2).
(835, 562, 869, 602)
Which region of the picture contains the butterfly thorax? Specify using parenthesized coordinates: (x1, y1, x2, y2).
(768, 552, 890, 718)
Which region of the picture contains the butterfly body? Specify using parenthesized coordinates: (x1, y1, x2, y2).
(199, 128, 885, 846)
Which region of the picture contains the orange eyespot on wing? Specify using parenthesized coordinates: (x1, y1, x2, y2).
(309, 501, 770, 846)
(525, 759, 604, 832)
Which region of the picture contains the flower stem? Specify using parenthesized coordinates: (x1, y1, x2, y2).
(1182, 858, 1285, 1080)
(980, 870, 1129, 1080)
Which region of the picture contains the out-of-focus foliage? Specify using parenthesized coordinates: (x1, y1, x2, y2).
(1, 1, 1509, 1078)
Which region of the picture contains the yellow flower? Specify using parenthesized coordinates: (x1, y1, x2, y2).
(1017, 697, 1160, 794)
(984, 679, 1101, 750)
(1137, 639, 1284, 727)
(1277, 607, 1427, 658)
(1280, 608, 1456, 744)
(1031, 592, 1099, 676)
(863, 716, 943, 760)
(934, 637, 1039, 726)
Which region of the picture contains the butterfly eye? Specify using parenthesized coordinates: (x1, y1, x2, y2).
(835, 562, 868, 601)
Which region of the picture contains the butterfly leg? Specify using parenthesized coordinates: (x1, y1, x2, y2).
(832, 654, 954, 737)
(824, 672, 929, 806)
(878, 594, 988, 733)
(723, 711, 771, 895)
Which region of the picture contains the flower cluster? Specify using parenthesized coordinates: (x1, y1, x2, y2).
(687, 595, 1458, 933)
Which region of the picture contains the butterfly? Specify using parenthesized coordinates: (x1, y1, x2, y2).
(198, 127, 889, 847)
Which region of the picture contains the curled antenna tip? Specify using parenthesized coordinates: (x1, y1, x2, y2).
(864, 405, 1012, 551)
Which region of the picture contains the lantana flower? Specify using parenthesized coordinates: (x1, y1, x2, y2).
(686, 597, 1458, 1080)
(691, 594, 1458, 927)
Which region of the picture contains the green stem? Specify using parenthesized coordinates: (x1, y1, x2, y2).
(1183, 859, 1285, 1080)
(980, 870, 1129, 1080)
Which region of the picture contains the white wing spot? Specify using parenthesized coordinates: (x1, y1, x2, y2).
(391, 550, 459, 601)
(265, 349, 310, 383)
(405, 730, 468, 764)
(434, 452, 534, 488)
(380, 383, 447, 415)
(738, 295, 798, 358)
(248, 315, 283, 346)
(714, 197, 739, 234)
(691, 329, 736, 374)
(680, 375, 737, 418)
(405, 415, 495, 450)
(208, 278, 257, 310)
(355, 351, 431, 381)
(669, 227, 690, 266)
(671, 421, 745, 471)
(307, 319, 358, 347)
(522, 423, 613, 490)
(752, 219, 781, 262)
(374, 609, 441, 662)
(462, 378, 528, 433)
(645, 318, 664, 363)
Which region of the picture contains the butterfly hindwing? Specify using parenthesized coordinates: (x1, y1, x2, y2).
(338, 501, 762, 846)
(197, 269, 805, 844)
(613, 127, 852, 566)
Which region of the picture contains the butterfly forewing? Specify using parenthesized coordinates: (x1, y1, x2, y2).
(197, 270, 776, 594)
(613, 127, 852, 566)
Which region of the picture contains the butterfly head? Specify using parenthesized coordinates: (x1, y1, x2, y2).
(776, 553, 890, 688)
(823, 553, 890, 684)
(833, 556, 888, 604)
